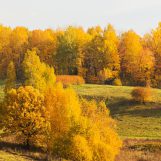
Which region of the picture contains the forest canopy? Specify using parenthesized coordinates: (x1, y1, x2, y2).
(0, 23, 161, 87)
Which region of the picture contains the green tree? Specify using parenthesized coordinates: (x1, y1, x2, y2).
(22, 49, 56, 92)
(55, 26, 89, 76)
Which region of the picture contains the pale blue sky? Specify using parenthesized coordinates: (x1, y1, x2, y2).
(0, 0, 161, 35)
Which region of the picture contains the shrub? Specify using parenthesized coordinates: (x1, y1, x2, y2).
(112, 79, 122, 86)
(56, 75, 85, 86)
(80, 99, 122, 161)
(53, 134, 92, 161)
(131, 87, 152, 103)
(45, 84, 122, 161)
(70, 135, 92, 161)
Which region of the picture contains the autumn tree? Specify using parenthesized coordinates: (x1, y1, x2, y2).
(3, 86, 48, 147)
(29, 29, 57, 66)
(0, 25, 12, 79)
(136, 49, 154, 86)
(119, 30, 143, 85)
(84, 25, 120, 84)
(150, 22, 161, 87)
(87, 26, 103, 38)
(84, 31, 103, 83)
(9, 27, 29, 78)
(4, 61, 16, 92)
(22, 49, 56, 92)
(102, 24, 120, 83)
(55, 26, 89, 76)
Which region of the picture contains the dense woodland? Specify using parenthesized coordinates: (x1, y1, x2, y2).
(0, 23, 161, 87)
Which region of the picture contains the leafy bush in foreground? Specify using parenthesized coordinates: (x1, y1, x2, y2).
(45, 83, 122, 161)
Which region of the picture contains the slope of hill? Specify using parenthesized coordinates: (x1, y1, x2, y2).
(73, 84, 161, 139)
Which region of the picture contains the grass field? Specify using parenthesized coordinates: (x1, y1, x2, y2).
(73, 84, 161, 139)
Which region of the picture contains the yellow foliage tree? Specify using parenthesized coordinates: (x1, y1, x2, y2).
(84, 25, 120, 84)
(119, 30, 143, 85)
(151, 22, 161, 87)
(3, 86, 49, 147)
(0, 25, 12, 78)
(9, 27, 29, 70)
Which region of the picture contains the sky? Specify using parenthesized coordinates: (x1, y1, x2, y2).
(0, 0, 161, 35)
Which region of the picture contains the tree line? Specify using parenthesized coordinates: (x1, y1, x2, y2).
(0, 23, 161, 87)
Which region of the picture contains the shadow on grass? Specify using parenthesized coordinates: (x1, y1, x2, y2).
(107, 97, 161, 118)
(119, 107, 161, 118)
(79, 94, 161, 118)
(128, 143, 161, 152)
(0, 141, 46, 160)
(124, 139, 161, 152)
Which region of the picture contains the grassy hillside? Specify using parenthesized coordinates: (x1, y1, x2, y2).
(73, 84, 161, 139)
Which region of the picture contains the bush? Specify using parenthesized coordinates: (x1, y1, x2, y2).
(131, 87, 152, 103)
(112, 79, 122, 86)
(45, 85, 122, 161)
(53, 134, 92, 161)
(56, 75, 85, 86)
(70, 135, 92, 161)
